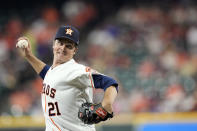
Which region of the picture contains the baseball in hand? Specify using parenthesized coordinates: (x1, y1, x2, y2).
(17, 39, 28, 48)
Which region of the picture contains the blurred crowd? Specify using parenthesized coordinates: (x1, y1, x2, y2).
(1, 0, 197, 116)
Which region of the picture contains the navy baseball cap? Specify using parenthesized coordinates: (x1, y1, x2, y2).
(54, 25, 79, 45)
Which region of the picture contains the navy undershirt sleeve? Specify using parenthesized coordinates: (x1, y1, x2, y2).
(92, 74, 118, 92)
(39, 65, 50, 79)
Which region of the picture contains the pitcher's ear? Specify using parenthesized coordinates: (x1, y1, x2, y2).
(74, 47, 78, 54)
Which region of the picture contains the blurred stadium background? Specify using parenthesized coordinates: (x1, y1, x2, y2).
(1, 0, 197, 130)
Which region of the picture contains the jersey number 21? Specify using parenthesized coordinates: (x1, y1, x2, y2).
(48, 102, 61, 116)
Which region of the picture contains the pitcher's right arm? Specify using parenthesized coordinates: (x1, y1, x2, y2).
(16, 37, 46, 74)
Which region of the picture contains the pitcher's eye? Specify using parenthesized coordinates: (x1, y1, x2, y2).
(65, 44, 74, 49)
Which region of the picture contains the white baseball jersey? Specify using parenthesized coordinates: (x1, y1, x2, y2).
(41, 59, 96, 131)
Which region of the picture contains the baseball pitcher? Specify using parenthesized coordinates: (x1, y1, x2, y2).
(16, 25, 118, 131)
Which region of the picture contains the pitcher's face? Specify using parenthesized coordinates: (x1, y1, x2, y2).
(53, 39, 77, 64)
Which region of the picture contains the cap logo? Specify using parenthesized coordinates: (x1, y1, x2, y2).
(65, 28, 73, 36)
